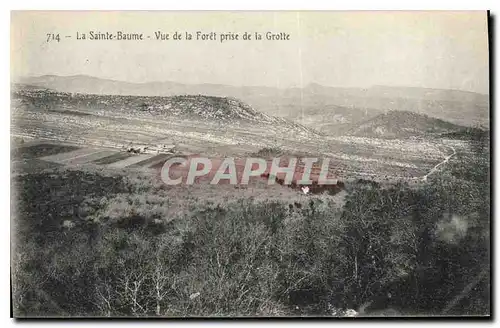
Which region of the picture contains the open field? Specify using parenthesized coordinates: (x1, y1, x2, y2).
(11, 100, 467, 184)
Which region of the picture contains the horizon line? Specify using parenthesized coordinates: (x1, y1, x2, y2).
(14, 73, 490, 96)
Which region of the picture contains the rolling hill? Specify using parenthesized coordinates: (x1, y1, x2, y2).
(346, 110, 464, 139)
(16, 75, 489, 129)
(12, 86, 318, 136)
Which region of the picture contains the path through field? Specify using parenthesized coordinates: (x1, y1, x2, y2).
(421, 145, 456, 182)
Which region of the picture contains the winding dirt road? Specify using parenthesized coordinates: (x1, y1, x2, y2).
(421, 145, 456, 182)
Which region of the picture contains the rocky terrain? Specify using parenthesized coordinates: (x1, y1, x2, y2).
(12, 86, 315, 133)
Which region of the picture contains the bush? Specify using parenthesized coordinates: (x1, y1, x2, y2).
(11, 155, 490, 316)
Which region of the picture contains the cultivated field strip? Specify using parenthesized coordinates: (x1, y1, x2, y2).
(18, 143, 160, 170)
(107, 154, 156, 168)
(65, 150, 118, 165)
(129, 153, 172, 168)
(12, 143, 80, 160)
(40, 148, 102, 163)
(92, 152, 135, 165)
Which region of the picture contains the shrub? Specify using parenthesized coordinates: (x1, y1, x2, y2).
(11, 155, 490, 316)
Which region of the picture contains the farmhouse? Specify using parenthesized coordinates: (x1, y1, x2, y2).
(126, 144, 175, 154)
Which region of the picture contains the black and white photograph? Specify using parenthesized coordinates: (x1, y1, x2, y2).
(9, 10, 491, 318)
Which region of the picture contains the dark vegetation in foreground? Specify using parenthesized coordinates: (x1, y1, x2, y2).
(11, 143, 490, 317)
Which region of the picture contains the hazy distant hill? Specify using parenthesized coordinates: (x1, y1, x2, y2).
(347, 110, 464, 138)
(17, 75, 489, 129)
(266, 84, 489, 130)
(271, 104, 383, 135)
(16, 75, 274, 99)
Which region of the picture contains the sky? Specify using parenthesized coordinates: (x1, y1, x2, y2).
(11, 11, 489, 94)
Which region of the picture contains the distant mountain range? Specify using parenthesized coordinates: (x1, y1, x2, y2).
(15, 74, 489, 132)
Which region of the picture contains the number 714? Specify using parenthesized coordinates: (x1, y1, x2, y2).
(46, 33, 60, 42)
